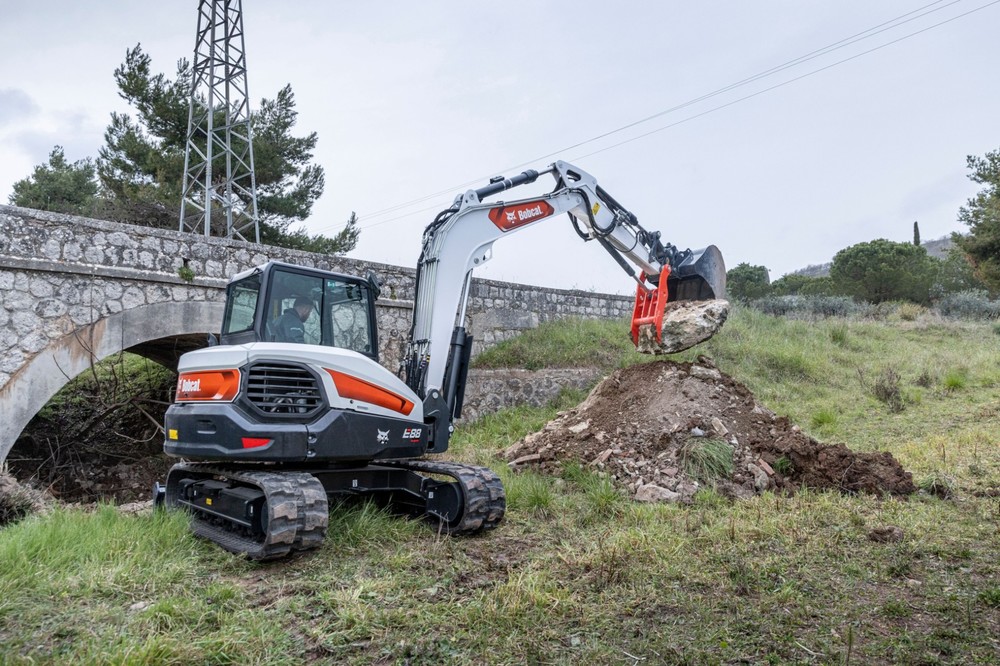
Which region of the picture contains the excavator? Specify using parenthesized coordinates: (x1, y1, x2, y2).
(155, 160, 726, 559)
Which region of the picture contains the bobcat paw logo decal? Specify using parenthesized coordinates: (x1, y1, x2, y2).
(376, 429, 389, 444)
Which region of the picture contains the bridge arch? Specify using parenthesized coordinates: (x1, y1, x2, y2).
(0, 300, 224, 464)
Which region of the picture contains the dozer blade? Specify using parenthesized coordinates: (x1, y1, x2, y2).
(630, 244, 729, 354)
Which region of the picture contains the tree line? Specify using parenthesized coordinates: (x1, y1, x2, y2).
(7, 45, 358, 255)
(727, 148, 1000, 305)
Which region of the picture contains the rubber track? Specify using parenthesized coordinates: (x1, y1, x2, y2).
(165, 463, 328, 561)
(384, 460, 506, 535)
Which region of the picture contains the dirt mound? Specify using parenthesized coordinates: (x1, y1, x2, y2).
(504, 359, 915, 501)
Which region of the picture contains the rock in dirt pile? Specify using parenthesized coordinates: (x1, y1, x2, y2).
(504, 359, 916, 502)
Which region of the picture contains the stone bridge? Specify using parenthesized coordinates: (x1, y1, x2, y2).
(0, 205, 632, 464)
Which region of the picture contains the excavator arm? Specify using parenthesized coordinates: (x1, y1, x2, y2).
(401, 160, 725, 449)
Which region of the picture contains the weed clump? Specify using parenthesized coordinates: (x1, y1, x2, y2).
(942, 368, 968, 392)
(829, 324, 849, 346)
(868, 367, 904, 413)
(914, 369, 934, 388)
(918, 472, 955, 498)
(810, 409, 836, 428)
(679, 438, 734, 484)
(895, 302, 925, 321)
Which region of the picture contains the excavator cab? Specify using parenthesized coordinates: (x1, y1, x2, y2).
(220, 261, 379, 359)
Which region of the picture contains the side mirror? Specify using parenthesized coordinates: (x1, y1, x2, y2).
(366, 271, 382, 301)
(207, 333, 219, 347)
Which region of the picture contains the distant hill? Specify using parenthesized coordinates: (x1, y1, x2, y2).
(788, 235, 955, 278)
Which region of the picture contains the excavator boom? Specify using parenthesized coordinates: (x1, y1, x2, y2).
(401, 160, 727, 441)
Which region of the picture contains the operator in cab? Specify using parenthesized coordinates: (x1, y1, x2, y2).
(272, 296, 313, 343)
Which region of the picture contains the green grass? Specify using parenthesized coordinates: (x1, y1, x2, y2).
(679, 438, 735, 484)
(3, 308, 1000, 664)
(472, 317, 634, 371)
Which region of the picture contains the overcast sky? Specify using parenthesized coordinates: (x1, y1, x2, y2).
(2, 1, 998, 294)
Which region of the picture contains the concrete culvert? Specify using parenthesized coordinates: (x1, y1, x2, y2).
(504, 358, 916, 502)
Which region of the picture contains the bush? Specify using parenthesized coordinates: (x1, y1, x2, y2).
(935, 290, 1000, 320)
(895, 302, 926, 321)
(749, 295, 859, 318)
(872, 367, 904, 413)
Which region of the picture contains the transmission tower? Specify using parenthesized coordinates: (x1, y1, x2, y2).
(179, 0, 260, 242)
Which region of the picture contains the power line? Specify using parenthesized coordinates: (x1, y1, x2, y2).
(317, 0, 994, 236)
(319, 1, 964, 234)
(569, 0, 1000, 162)
(340, 0, 958, 227)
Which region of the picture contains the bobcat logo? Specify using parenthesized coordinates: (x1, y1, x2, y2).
(505, 210, 516, 223)
(376, 429, 389, 444)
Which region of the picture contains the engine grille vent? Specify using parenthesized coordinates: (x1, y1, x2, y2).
(245, 363, 323, 416)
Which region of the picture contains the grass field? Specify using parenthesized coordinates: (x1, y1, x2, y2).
(1, 308, 998, 664)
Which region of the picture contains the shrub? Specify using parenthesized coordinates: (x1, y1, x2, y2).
(935, 290, 1000, 320)
(750, 295, 859, 319)
(872, 367, 904, 413)
(862, 301, 898, 321)
(896, 302, 925, 321)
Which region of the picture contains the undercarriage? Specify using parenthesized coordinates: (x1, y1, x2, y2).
(159, 459, 506, 560)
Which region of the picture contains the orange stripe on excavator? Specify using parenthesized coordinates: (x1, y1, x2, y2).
(324, 369, 415, 416)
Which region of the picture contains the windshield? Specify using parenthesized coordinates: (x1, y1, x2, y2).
(262, 268, 375, 356)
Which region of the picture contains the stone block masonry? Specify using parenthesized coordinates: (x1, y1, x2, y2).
(0, 205, 631, 386)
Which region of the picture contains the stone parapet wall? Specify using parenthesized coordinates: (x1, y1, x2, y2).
(0, 205, 632, 385)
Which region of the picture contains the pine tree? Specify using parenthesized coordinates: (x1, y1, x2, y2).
(96, 44, 356, 254)
(8, 147, 98, 215)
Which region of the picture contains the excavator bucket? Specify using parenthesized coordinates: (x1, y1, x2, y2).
(668, 245, 727, 302)
(631, 244, 728, 354)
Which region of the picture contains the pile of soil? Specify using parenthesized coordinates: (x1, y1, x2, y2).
(504, 358, 915, 502)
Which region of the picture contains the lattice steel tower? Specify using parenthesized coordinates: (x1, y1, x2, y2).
(179, 0, 260, 242)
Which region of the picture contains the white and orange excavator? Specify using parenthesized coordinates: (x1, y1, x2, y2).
(156, 160, 726, 559)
